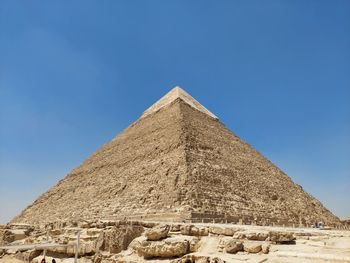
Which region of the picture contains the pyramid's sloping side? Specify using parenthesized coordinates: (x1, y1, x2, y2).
(178, 101, 340, 226)
(12, 100, 192, 225)
(13, 98, 340, 226)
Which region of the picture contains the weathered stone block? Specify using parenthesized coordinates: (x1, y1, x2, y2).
(145, 224, 169, 241)
(136, 237, 189, 258)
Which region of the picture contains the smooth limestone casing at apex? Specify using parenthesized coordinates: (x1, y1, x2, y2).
(12, 87, 341, 227)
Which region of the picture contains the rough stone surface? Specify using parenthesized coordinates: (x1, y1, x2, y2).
(170, 224, 181, 232)
(2, 229, 28, 243)
(14, 249, 41, 262)
(187, 236, 200, 252)
(225, 239, 243, 254)
(243, 241, 262, 253)
(11, 87, 341, 226)
(268, 231, 295, 243)
(180, 225, 208, 236)
(233, 230, 269, 241)
(144, 224, 169, 241)
(97, 225, 144, 253)
(261, 242, 270, 254)
(135, 236, 189, 258)
(1, 222, 350, 263)
(209, 226, 238, 236)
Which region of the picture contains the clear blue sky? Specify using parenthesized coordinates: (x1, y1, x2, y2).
(0, 1, 349, 224)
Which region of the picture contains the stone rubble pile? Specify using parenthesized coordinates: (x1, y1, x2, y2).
(0, 220, 306, 263)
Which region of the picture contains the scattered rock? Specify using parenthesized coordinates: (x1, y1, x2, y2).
(135, 236, 189, 258)
(171, 224, 181, 232)
(188, 236, 200, 252)
(209, 226, 238, 236)
(218, 237, 231, 252)
(180, 225, 192, 235)
(97, 225, 144, 253)
(268, 231, 295, 243)
(3, 229, 28, 243)
(243, 241, 262, 253)
(128, 236, 147, 252)
(261, 242, 270, 254)
(244, 230, 269, 241)
(232, 231, 246, 239)
(225, 239, 243, 254)
(180, 225, 208, 236)
(233, 230, 293, 244)
(144, 224, 169, 241)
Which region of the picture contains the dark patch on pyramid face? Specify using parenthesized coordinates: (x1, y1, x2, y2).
(12, 87, 340, 226)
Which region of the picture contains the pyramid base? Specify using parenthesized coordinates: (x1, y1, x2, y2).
(98, 211, 316, 228)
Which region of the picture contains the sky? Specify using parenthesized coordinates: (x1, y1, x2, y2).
(0, 1, 349, 224)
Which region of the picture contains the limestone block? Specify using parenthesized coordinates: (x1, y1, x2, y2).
(243, 241, 262, 253)
(128, 236, 147, 252)
(136, 237, 189, 258)
(180, 225, 208, 236)
(218, 237, 231, 252)
(187, 236, 200, 252)
(3, 229, 28, 243)
(268, 231, 295, 243)
(209, 226, 238, 236)
(225, 239, 243, 254)
(170, 224, 181, 232)
(145, 224, 169, 241)
(244, 230, 269, 241)
(96, 225, 144, 253)
(261, 242, 270, 254)
(232, 231, 246, 239)
(190, 226, 209, 236)
(9, 223, 34, 231)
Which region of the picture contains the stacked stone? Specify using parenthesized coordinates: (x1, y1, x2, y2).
(11, 87, 340, 227)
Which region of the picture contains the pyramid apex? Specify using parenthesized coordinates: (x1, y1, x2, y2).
(172, 85, 184, 93)
(141, 86, 218, 119)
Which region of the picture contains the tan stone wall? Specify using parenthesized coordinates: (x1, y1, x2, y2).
(179, 101, 340, 227)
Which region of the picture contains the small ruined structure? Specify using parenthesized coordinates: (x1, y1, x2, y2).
(12, 86, 340, 226)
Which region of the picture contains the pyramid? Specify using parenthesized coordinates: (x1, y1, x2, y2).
(12, 87, 340, 226)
